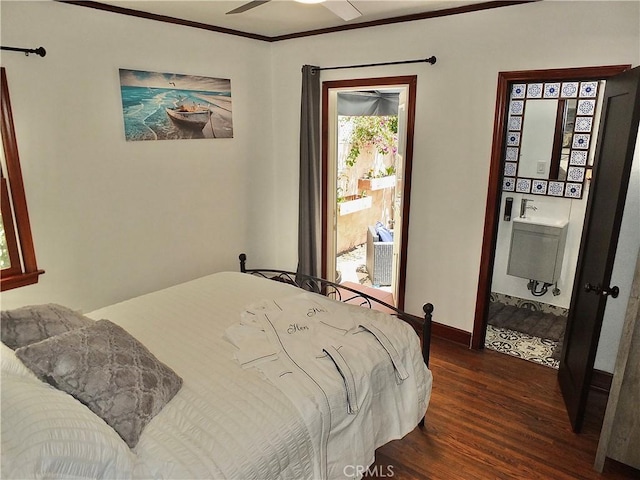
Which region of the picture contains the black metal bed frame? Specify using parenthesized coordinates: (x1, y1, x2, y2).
(239, 253, 433, 367)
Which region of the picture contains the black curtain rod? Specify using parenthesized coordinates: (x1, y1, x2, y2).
(311, 56, 436, 72)
(1, 46, 47, 57)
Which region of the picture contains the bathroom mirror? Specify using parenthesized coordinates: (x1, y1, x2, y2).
(518, 99, 557, 179)
(555, 99, 578, 181)
(502, 80, 603, 198)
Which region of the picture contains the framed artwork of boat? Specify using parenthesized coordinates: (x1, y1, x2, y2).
(119, 69, 233, 141)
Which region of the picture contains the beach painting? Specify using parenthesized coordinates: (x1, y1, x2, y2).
(119, 69, 233, 141)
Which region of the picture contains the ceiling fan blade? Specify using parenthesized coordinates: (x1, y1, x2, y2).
(226, 0, 271, 15)
(322, 0, 362, 21)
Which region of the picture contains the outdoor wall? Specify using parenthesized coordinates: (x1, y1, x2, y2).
(337, 146, 396, 253)
(0, 1, 274, 312)
(337, 188, 394, 253)
(269, 0, 640, 372)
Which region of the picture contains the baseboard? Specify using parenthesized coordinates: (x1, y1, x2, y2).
(591, 369, 613, 394)
(432, 321, 472, 346)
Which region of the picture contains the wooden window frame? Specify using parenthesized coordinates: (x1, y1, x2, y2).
(1, 67, 44, 290)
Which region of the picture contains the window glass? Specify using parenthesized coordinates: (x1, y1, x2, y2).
(0, 212, 10, 269)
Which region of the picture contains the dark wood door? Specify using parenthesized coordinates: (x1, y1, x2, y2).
(558, 65, 640, 432)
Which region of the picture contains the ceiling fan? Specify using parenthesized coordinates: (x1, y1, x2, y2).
(226, 0, 362, 22)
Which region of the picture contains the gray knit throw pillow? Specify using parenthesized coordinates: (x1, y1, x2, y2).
(1, 304, 94, 350)
(15, 319, 183, 448)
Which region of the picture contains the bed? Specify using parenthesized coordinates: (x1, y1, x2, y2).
(1, 255, 433, 480)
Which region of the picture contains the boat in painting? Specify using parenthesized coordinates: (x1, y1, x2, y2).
(166, 103, 212, 130)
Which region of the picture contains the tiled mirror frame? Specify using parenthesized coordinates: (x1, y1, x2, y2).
(471, 64, 631, 350)
(503, 80, 601, 199)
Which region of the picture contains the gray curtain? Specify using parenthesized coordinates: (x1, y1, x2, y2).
(297, 65, 321, 279)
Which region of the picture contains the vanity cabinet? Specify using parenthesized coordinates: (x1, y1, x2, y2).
(507, 218, 568, 284)
(595, 254, 640, 471)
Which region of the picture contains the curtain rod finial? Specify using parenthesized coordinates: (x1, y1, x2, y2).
(1, 45, 46, 57)
(426, 56, 436, 65)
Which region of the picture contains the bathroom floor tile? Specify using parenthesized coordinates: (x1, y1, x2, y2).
(485, 325, 560, 369)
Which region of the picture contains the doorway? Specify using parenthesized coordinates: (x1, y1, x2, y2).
(321, 76, 417, 309)
(471, 65, 636, 380)
(483, 76, 611, 369)
(473, 65, 629, 353)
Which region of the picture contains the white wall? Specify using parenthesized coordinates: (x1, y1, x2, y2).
(0, 0, 273, 312)
(268, 1, 639, 370)
(596, 132, 640, 372)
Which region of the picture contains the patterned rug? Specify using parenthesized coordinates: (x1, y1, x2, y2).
(488, 301, 566, 341)
(485, 325, 560, 369)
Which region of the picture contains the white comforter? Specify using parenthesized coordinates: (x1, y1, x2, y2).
(87, 272, 432, 480)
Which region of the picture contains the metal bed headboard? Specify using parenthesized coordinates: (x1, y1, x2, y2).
(238, 253, 433, 367)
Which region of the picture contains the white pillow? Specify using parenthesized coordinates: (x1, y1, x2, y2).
(1, 341, 38, 379)
(1, 372, 135, 479)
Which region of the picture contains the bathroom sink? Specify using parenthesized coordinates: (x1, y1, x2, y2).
(513, 216, 568, 228)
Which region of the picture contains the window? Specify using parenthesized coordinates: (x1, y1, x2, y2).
(1, 67, 43, 290)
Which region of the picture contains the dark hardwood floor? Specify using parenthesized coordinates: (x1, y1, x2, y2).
(366, 336, 639, 480)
